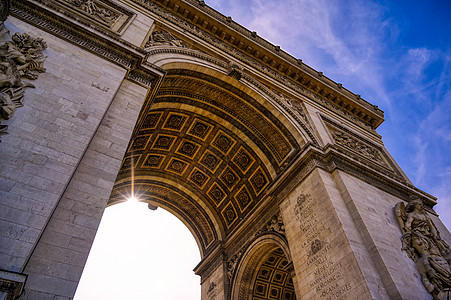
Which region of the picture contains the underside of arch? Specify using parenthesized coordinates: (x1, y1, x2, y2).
(232, 235, 296, 300)
(109, 65, 305, 256)
(252, 248, 296, 300)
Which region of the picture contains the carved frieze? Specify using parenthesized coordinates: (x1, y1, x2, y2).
(66, 0, 120, 26)
(226, 250, 243, 281)
(0, 21, 47, 140)
(255, 213, 285, 236)
(323, 117, 392, 171)
(144, 29, 185, 49)
(37, 0, 135, 34)
(394, 197, 451, 299)
(332, 130, 386, 165)
(127, 0, 381, 130)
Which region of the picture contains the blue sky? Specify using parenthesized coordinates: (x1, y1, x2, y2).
(76, 1, 450, 299)
(208, 0, 451, 229)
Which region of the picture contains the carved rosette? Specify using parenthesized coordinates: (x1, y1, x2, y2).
(0, 22, 47, 141)
(394, 197, 451, 299)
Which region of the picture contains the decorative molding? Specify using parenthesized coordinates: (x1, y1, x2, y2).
(270, 145, 436, 211)
(146, 46, 227, 68)
(394, 198, 451, 299)
(11, 1, 135, 67)
(128, 0, 384, 130)
(193, 241, 225, 283)
(11, 1, 161, 90)
(322, 115, 403, 177)
(332, 130, 385, 165)
(255, 213, 285, 236)
(0, 270, 27, 300)
(25, 0, 135, 34)
(144, 43, 319, 146)
(0, 21, 47, 141)
(144, 29, 185, 49)
(64, 0, 120, 27)
(227, 61, 242, 81)
(226, 250, 243, 281)
(126, 66, 158, 88)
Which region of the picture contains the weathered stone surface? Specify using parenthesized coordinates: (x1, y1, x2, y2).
(0, 15, 125, 273)
(21, 79, 149, 298)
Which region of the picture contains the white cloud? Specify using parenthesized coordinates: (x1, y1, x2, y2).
(405, 48, 433, 80)
(412, 135, 428, 185)
(240, 0, 395, 110)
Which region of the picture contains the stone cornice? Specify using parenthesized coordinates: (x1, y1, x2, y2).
(218, 142, 437, 261)
(193, 241, 225, 282)
(271, 144, 437, 209)
(0, 269, 27, 300)
(132, 0, 385, 129)
(11, 0, 162, 88)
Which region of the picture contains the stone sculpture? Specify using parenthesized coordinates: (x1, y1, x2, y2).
(67, 0, 119, 25)
(0, 18, 46, 140)
(394, 197, 451, 299)
(227, 251, 243, 280)
(144, 30, 184, 49)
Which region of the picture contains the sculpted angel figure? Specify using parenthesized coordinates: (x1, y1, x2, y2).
(394, 197, 451, 299)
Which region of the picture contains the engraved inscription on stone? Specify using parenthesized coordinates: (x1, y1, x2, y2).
(294, 193, 353, 299)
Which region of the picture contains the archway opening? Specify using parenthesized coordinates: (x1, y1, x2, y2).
(232, 237, 297, 300)
(252, 248, 296, 300)
(73, 201, 201, 300)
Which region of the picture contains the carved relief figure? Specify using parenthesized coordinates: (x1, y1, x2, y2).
(227, 251, 243, 280)
(144, 30, 184, 49)
(332, 130, 385, 164)
(0, 21, 47, 140)
(394, 198, 451, 299)
(67, 0, 120, 25)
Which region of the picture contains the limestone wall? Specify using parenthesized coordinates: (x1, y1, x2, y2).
(279, 166, 443, 299)
(332, 170, 436, 299)
(0, 16, 126, 273)
(280, 168, 377, 299)
(0, 16, 151, 299)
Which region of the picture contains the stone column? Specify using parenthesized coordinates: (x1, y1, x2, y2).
(19, 80, 149, 299)
(195, 248, 227, 300)
(279, 168, 386, 299)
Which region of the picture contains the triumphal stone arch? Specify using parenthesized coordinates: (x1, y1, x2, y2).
(0, 0, 450, 299)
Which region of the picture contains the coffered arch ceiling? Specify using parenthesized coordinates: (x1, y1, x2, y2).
(109, 65, 306, 256)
